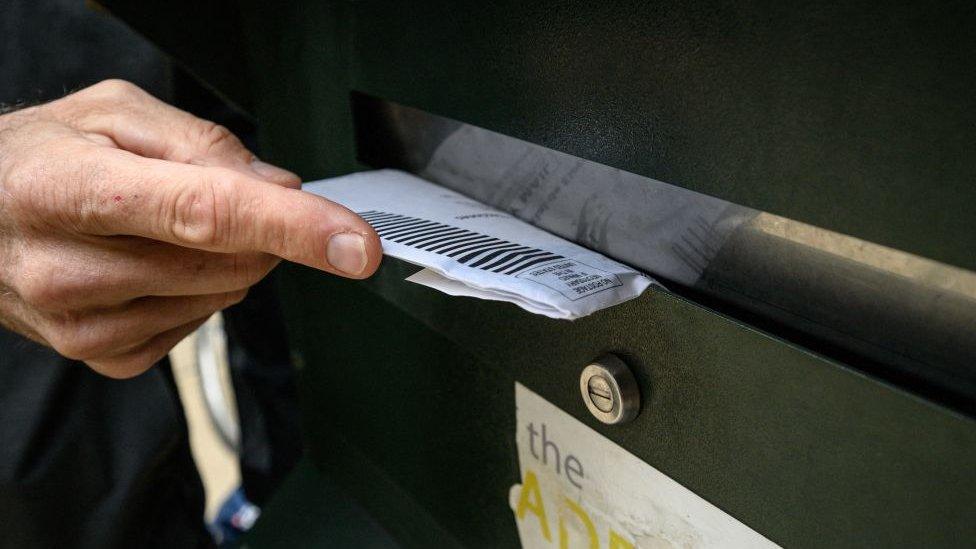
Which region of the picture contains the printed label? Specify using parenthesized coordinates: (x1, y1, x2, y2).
(517, 260, 622, 301)
(510, 383, 779, 548)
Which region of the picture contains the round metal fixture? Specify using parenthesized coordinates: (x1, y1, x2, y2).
(579, 354, 640, 425)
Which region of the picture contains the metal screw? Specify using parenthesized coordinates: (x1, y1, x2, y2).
(579, 354, 640, 425)
(586, 375, 614, 412)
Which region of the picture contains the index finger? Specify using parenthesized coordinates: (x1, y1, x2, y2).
(81, 148, 382, 278)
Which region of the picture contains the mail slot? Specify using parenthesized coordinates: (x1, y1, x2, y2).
(103, 2, 976, 547)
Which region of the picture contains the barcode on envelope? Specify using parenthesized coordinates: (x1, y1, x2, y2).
(359, 210, 564, 275)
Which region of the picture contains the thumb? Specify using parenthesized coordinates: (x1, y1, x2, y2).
(74, 149, 383, 278)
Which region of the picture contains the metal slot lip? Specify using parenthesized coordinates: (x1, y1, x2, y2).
(351, 91, 976, 416)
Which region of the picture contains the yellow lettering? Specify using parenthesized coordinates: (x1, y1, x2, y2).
(516, 470, 552, 541)
(559, 498, 598, 549)
(609, 530, 635, 549)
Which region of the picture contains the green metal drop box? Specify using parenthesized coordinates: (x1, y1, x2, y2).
(107, 2, 975, 547)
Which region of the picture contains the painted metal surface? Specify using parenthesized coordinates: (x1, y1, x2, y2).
(351, 95, 976, 414)
(283, 259, 976, 547)
(102, 1, 976, 547)
(106, 1, 976, 272)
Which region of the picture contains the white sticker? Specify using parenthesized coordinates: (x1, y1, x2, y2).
(516, 259, 623, 301)
(510, 383, 779, 548)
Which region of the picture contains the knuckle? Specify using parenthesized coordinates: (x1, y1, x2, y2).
(12, 250, 107, 311)
(86, 355, 155, 380)
(11, 275, 46, 309)
(46, 80, 143, 128)
(48, 317, 99, 361)
(232, 288, 249, 305)
(0, 113, 40, 176)
(1, 153, 38, 205)
(14, 262, 72, 310)
(88, 79, 144, 102)
(169, 121, 248, 165)
(167, 177, 236, 248)
(52, 80, 147, 130)
(222, 289, 249, 309)
(51, 337, 89, 361)
(2, 136, 53, 197)
(196, 122, 234, 149)
(258, 253, 281, 277)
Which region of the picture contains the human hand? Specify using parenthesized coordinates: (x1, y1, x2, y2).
(0, 80, 381, 378)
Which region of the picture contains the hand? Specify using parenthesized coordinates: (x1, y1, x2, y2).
(0, 80, 381, 378)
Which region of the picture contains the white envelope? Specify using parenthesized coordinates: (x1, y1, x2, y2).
(303, 170, 658, 319)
